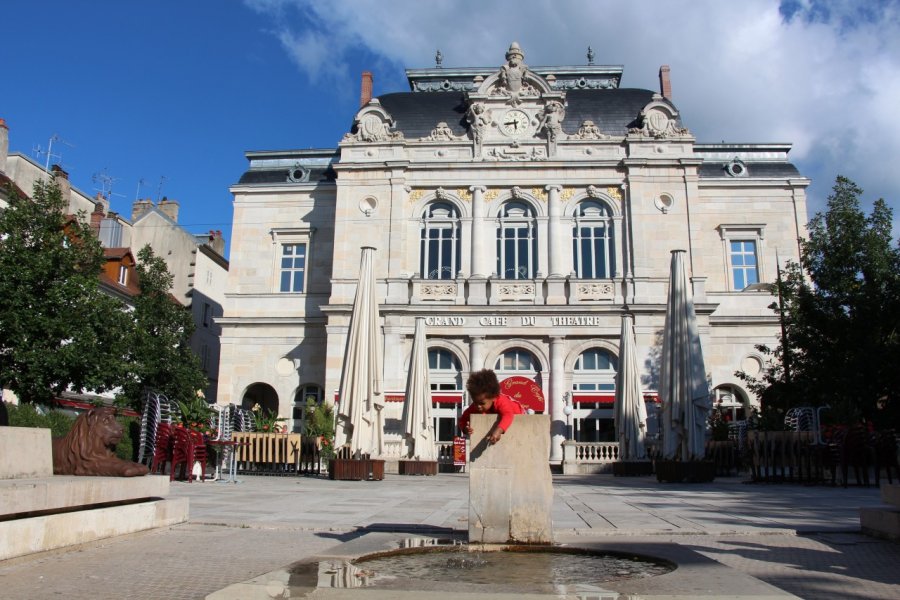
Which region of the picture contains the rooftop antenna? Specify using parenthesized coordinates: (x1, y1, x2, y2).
(135, 177, 146, 202)
(435, 49, 443, 68)
(587, 46, 595, 65)
(156, 175, 167, 202)
(33, 134, 73, 177)
(92, 168, 124, 202)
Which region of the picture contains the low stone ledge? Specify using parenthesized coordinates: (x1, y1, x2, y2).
(0, 497, 188, 561)
(0, 474, 171, 518)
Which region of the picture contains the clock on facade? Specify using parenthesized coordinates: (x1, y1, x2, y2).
(500, 109, 530, 137)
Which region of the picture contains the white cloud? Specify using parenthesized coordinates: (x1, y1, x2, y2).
(246, 0, 900, 231)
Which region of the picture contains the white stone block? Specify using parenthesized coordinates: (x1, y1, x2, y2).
(468, 414, 553, 544)
(0, 427, 52, 479)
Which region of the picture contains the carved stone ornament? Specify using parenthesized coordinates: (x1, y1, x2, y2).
(510, 186, 524, 199)
(586, 185, 601, 199)
(628, 94, 689, 139)
(421, 283, 457, 298)
(572, 120, 611, 140)
(486, 146, 547, 161)
(466, 102, 491, 149)
(434, 187, 450, 201)
(576, 282, 615, 299)
(343, 99, 404, 143)
(422, 121, 457, 141)
(536, 100, 565, 142)
(498, 283, 535, 297)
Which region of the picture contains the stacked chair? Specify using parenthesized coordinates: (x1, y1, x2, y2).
(170, 427, 207, 482)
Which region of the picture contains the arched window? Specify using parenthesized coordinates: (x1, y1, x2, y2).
(713, 384, 748, 422)
(292, 384, 323, 433)
(572, 348, 618, 391)
(494, 348, 543, 388)
(572, 200, 614, 279)
(428, 348, 463, 443)
(428, 348, 462, 391)
(496, 201, 537, 280)
(420, 202, 460, 280)
(571, 348, 618, 442)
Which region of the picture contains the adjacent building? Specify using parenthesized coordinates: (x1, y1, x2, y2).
(220, 44, 809, 461)
(0, 118, 228, 402)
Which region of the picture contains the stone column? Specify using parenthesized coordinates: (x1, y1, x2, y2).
(469, 335, 485, 373)
(546, 185, 563, 277)
(549, 336, 566, 462)
(470, 185, 487, 277)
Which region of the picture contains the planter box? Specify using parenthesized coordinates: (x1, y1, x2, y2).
(398, 460, 438, 476)
(328, 458, 384, 481)
(613, 461, 654, 477)
(656, 460, 716, 483)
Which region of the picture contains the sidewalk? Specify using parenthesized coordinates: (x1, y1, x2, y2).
(0, 473, 898, 599)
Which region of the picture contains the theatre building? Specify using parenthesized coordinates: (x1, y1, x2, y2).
(218, 44, 809, 462)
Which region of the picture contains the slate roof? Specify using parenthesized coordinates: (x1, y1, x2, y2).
(373, 88, 674, 139)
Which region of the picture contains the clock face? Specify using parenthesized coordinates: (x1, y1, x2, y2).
(501, 110, 530, 136)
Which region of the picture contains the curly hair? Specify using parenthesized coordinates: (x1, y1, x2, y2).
(466, 369, 500, 399)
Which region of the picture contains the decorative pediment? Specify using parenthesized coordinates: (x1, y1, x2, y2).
(628, 94, 690, 139)
(343, 99, 404, 143)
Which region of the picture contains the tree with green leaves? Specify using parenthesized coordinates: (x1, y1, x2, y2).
(120, 244, 207, 409)
(0, 180, 130, 405)
(739, 176, 900, 427)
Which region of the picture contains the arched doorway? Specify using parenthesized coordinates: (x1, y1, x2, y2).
(571, 347, 618, 442)
(713, 384, 749, 422)
(241, 383, 279, 416)
(292, 383, 324, 433)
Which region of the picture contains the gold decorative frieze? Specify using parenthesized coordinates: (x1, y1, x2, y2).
(484, 189, 499, 202)
(531, 187, 548, 202)
(606, 186, 623, 201)
(456, 188, 472, 202)
(561, 187, 575, 201)
(408, 189, 425, 202)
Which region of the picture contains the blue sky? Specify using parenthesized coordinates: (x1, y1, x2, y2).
(4, 1, 900, 259)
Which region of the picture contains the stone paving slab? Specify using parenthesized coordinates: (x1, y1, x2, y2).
(0, 473, 896, 599)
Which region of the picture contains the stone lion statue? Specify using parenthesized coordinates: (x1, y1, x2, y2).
(52, 407, 149, 477)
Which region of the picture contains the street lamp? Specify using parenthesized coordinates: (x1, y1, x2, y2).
(562, 392, 573, 441)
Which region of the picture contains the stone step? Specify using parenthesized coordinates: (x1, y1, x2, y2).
(860, 506, 900, 542)
(0, 427, 52, 479)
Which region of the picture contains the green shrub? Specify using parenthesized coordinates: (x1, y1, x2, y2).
(6, 402, 75, 437)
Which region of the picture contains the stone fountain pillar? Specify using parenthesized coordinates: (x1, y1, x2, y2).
(468, 414, 553, 544)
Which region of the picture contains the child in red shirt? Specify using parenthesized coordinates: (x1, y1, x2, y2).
(459, 369, 524, 445)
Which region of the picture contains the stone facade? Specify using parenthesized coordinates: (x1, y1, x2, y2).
(220, 44, 809, 461)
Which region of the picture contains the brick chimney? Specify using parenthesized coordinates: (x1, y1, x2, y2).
(360, 71, 373, 107)
(132, 198, 153, 221)
(157, 197, 179, 222)
(0, 118, 8, 174)
(90, 200, 105, 235)
(51, 164, 71, 205)
(208, 229, 226, 256)
(659, 65, 672, 100)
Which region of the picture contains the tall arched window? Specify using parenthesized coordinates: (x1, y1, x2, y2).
(571, 348, 618, 442)
(496, 201, 537, 279)
(572, 200, 614, 279)
(420, 202, 460, 280)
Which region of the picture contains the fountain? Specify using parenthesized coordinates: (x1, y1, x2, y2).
(207, 413, 800, 599)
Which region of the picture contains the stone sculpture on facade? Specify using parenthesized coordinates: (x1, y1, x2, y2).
(496, 42, 535, 105)
(537, 100, 565, 155)
(629, 94, 690, 139)
(573, 120, 610, 140)
(344, 100, 404, 143)
(422, 121, 456, 141)
(466, 102, 490, 154)
(52, 407, 150, 477)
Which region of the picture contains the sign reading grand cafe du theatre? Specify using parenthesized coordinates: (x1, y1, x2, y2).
(219, 42, 809, 462)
